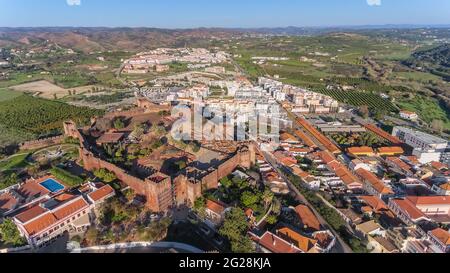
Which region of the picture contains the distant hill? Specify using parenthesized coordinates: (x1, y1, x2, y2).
(1, 26, 448, 53)
(0, 27, 244, 53)
(403, 44, 450, 82)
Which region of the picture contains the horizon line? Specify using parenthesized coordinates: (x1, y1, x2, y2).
(1, 23, 449, 30)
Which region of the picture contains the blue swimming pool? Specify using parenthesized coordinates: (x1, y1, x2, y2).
(40, 178, 65, 193)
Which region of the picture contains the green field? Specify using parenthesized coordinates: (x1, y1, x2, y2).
(0, 153, 30, 172)
(0, 89, 22, 102)
(0, 95, 104, 146)
(397, 96, 450, 130)
(316, 89, 398, 112)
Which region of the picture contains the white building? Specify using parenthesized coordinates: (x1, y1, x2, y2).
(392, 127, 449, 164)
(400, 111, 419, 121)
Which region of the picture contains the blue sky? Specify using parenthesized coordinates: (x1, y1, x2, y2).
(0, 0, 449, 28)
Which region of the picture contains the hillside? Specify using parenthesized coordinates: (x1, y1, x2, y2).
(0, 28, 243, 53)
(403, 44, 450, 81)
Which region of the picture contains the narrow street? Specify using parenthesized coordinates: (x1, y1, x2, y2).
(262, 151, 353, 253)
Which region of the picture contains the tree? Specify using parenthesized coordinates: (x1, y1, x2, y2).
(0, 219, 26, 246)
(261, 189, 274, 210)
(0, 173, 19, 190)
(241, 191, 259, 208)
(113, 118, 125, 129)
(94, 168, 117, 183)
(359, 105, 370, 119)
(219, 208, 254, 253)
(265, 214, 278, 225)
(431, 119, 444, 133)
(219, 176, 233, 189)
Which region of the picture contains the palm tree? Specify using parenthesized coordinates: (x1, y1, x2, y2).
(262, 189, 274, 210)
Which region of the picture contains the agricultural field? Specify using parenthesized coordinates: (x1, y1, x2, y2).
(232, 33, 449, 133)
(0, 95, 104, 147)
(315, 89, 398, 113)
(8, 80, 95, 99)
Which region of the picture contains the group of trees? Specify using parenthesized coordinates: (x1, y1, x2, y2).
(219, 208, 254, 253)
(316, 88, 397, 113)
(113, 117, 126, 130)
(50, 166, 84, 187)
(93, 168, 117, 183)
(0, 219, 26, 247)
(330, 132, 387, 148)
(0, 172, 19, 191)
(0, 95, 103, 146)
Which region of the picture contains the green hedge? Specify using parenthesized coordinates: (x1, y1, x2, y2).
(50, 167, 84, 187)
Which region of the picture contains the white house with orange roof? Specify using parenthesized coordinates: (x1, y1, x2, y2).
(428, 228, 450, 253)
(12, 183, 115, 248)
(399, 111, 419, 121)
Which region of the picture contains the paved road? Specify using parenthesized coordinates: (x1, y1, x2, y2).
(262, 151, 353, 253)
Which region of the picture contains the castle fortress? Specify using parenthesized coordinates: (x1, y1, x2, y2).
(63, 121, 256, 212)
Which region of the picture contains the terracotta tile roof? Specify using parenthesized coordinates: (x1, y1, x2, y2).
(280, 157, 297, 167)
(245, 208, 254, 218)
(206, 199, 227, 215)
(400, 110, 417, 115)
(356, 169, 394, 195)
(347, 146, 375, 155)
(280, 132, 298, 142)
(250, 231, 302, 253)
(15, 205, 47, 223)
(289, 147, 310, 153)
(359, 196, 388, 212)
(317, 150, 362, 188)
(431, 161, 448, 171)
(16, 196, 89, 237)
(291, 166, 310, 179)
(23, 213, 58, 236)
(54, 193, 77, 202)
(386, 157, 411, 173)
(335, 167, 360, 186)
(16, 181, 49, 200)
(277, 227, 317, 253)
(404, 156, 420, 165)
(318, 150, 337, 164)
(361, 206, 373, 213)
(294, 130, 317, 148)
(96, 132, 125, 144)
(88, 185, 115, 202)
(391, 198, 426, 221)
(377, 146, 405, 155)
(297, 118, 340, 154)
(0, 193, 19, 214)
(363, 123, 403, 145)
(440, 183, 450, 191)
(407, 196, 450, 206)
(313, 232, 333, 249)
(53, 197, 89, 220)
(430, 228, 450, 246)
(295, 205, 321, 232)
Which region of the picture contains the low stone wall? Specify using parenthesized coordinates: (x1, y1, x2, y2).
(0, 245, 31, 253)
(69, 241, 203, 253)
(20, 135, 64, 150)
